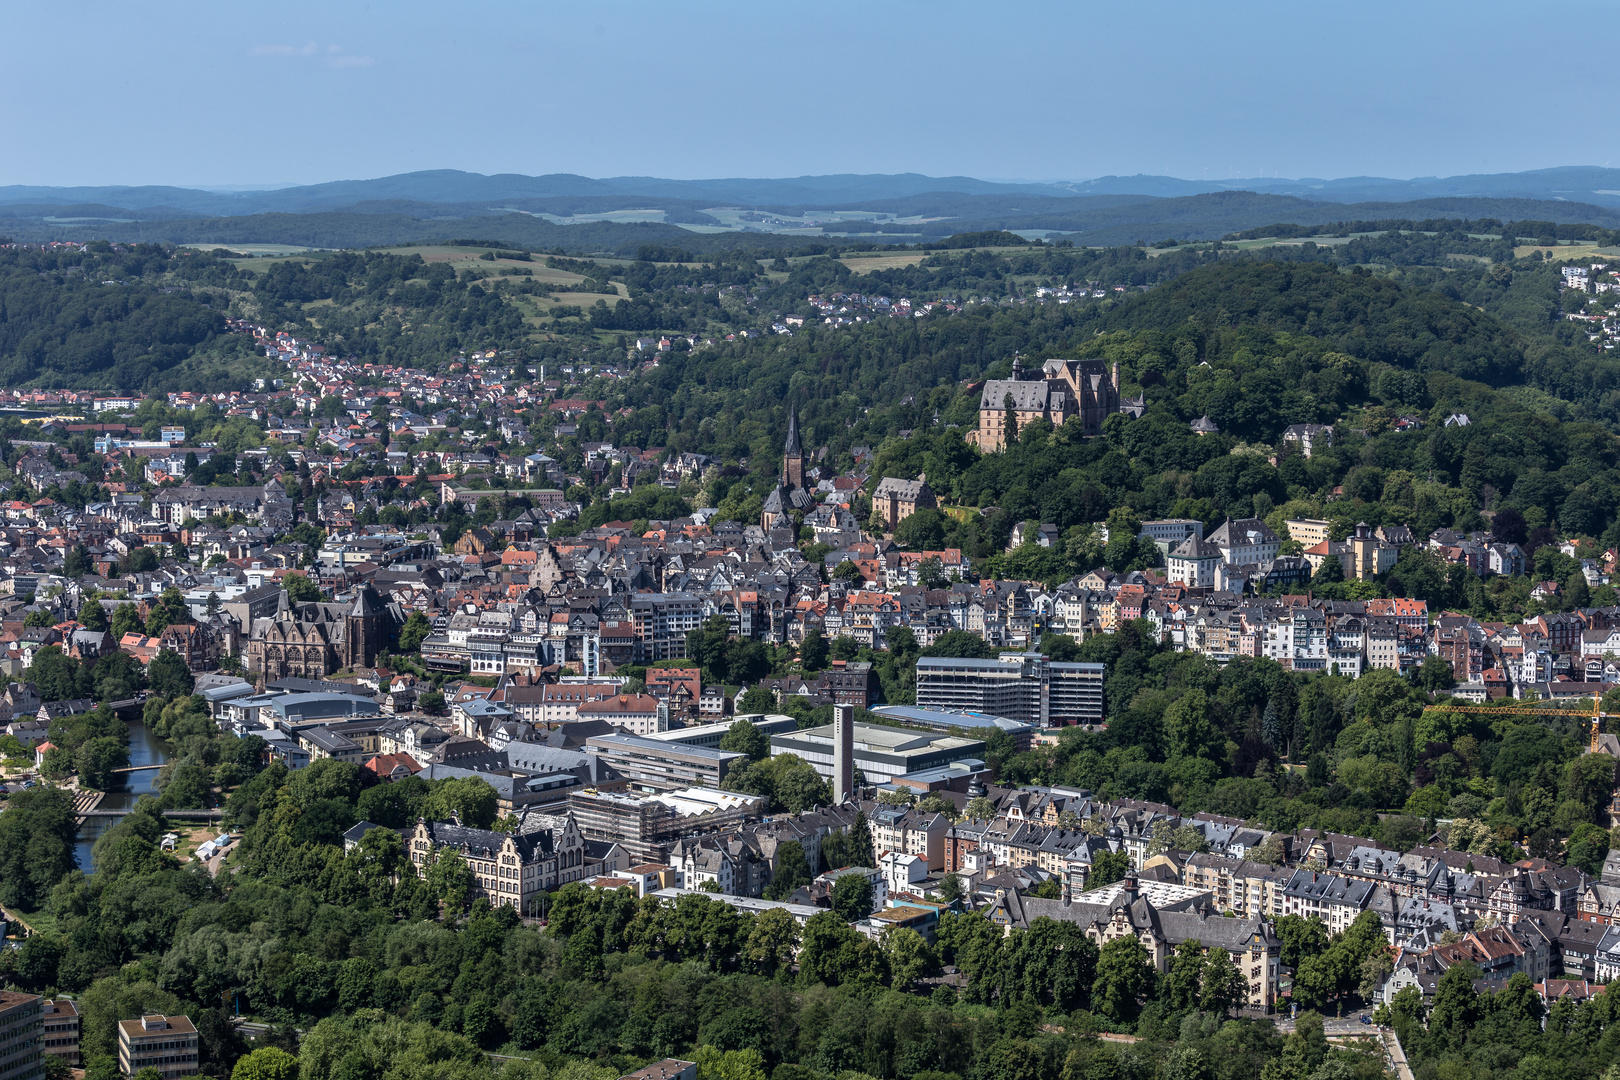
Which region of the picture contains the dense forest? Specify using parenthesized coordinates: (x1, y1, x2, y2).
(249, 251, 529, 367)
(0, 244, 253, 389)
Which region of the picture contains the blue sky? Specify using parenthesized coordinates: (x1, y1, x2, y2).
(4, 0, 1615, 188)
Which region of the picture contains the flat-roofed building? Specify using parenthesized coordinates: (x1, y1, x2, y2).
(914, 653, 1104, 727)
(585, 732, 747, 793)
(641, 714, 798, 749)
(1047, 662, 1106, 726)
(587, 863, 684, 896)
(417, 763, 581, 814)
(649, 887, 825, 925)
(619, 1060, 697, 1080)
(857, 904, 940, 941)
(567, 786, 766, 862)
(1138, 518, 1204, 556)
(0, 992, 42, 1080)
(117, 1015, 197, 1080)
(1284, 519, 1333, 549)
(39, 1000, 78, 1067)
(868, 704, 1036, 751)
(770, 722, 985, 785)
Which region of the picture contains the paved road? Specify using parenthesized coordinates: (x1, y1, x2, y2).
(1275, 1005, 1378, 1035)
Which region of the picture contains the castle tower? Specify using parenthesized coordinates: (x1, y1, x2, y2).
(782, 409, 804, 491)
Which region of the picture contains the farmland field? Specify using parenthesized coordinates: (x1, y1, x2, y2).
(839, 254, 929, 273)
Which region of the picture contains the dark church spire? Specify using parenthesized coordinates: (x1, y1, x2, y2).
(784, 408, 802, 456)
(781, 408, 804, 491)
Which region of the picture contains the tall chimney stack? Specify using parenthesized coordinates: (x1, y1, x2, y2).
(833, 703, 855, 803)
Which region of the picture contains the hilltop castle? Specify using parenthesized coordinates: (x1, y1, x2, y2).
(972, 357, 1140, 451)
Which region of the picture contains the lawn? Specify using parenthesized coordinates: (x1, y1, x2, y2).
(1515, 243, 1606, 260)
(840, 254, 929, 274)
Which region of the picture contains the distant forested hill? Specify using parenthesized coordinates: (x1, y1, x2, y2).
(8, 178, 1620, 253)
(927, 192, 1620, 244)
(1096, 260, 1526, 384)
(0, 245, 249, 389)
(0, 212, 844, 257)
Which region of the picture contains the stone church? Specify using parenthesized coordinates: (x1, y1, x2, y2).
(761, 410, 816, 530)
(246, 584, 405, 680)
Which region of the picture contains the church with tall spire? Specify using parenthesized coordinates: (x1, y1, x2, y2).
(762, 407, 816, 530)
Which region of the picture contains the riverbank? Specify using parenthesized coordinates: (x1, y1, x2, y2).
(73, 717, 170, 872)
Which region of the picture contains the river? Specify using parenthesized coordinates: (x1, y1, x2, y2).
(74, 719, 171, 873)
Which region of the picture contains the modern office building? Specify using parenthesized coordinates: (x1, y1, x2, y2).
(117, 1015, 197, 1080)
(914, 653, 1104, 726)
(0, 992, 42, 1080)
(770, 722, 985, 785)
(585, 732, 748, 792)
(567, 786, 765, 862)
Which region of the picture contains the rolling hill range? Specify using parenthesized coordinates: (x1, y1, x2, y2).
(8, 168, 1620, 254)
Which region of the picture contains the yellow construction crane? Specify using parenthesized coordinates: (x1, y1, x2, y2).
(1421, 695, 1607, 751)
